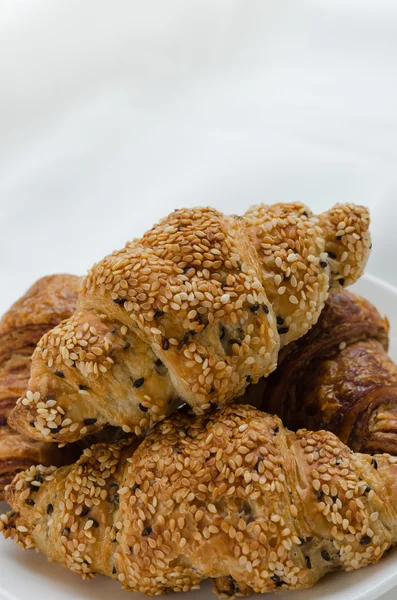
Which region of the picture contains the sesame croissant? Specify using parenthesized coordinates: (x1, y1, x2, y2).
(9, 202, 371, 443)
(2, 404, 397, 597)
(0, 274, 81, 498)
(261, 289, 397, 454)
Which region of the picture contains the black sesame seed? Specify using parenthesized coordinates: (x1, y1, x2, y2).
(112, 567, 117, 574)
(229, 338, 241, 346)
(305, 556, 312, 569)
(55, 370, 65, 378)
(36, 475, 43, 483)
(123, 342, 131, 350)
(321, 550, 331, 561)
(335, 457, 343, 465)
(62, 528, 70, 536)
(250, 305, 259, 313)
(80, 506, 90, 517)
(273, 425, 279, 434)
(327, 251, 337, 259)
(271, 575, 281, 584)
(29, 421, 35, 427)
(316, 490, 324, 500)
(0, 416, 6, 426)
(278, 327, 289, 334)
(139, 403, 149, 412)
(25, 498, 35, 506)
(177, 334, 190, 350)
(131, 483, 140, 492)
(91, 518, 99, 528)
(338, 278, 345, 286)
(360, 535, 371, 545)
(162, 338, 169, 351)
(276, 316, 284, 325)
(113, 298, 125, 305)
(132, 377, 144, 388)
(83, 418, 97, 426)
(110, 329, 116, 334)
(141, 526, 152, 537)
(51, 425, 62, 433)
(371, 458, 378, 470)
(183, 265, 193, 274)
(154, 310, 164, 318)
(306, 536, 313, 543)
(46, 504, 54, 514)
(209, 387, 215, 394)
(79, 384, 88, 391)
(320, 261, 328, 268)
(263, 305, 269, 314)
(365, 486, 372, 494)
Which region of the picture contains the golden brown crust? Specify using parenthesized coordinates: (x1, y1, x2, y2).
(0, 275, 81, 497)
(9, 203, 371, 444)
(2, 404, 397, 597)
(261, 289, 397, 453)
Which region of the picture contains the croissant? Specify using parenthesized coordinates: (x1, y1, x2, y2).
(0, 274, 81, 498)
(261, 289, 397, 454)
(9, 202, 371, 443)
(2, 403, 397, 597)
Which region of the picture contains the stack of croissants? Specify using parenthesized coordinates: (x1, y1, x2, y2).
(2, 202, 397, 597)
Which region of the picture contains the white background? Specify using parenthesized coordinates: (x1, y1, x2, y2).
(1, 1, 397, 598)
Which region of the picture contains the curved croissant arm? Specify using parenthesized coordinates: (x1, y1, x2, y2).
(261, 289, 397, 453)
(0, 274, 81, 497)
(2, 404, 397, 597)
(9, 202, 371, 444)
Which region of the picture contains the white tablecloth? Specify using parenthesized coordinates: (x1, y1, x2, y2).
(0, 2, 397, 598)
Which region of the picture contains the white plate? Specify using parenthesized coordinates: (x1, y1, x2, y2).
(1, 272, 397, 600)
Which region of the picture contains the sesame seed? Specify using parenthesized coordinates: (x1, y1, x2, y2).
(132, 378, 145, 388)
(17, 526, 28, 533)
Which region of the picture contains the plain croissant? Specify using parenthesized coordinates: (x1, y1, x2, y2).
(0, 274, 81, 498)
(260, 289, 397, 454)
(9, 202, 371, 442)
(2, 404, 397, 597)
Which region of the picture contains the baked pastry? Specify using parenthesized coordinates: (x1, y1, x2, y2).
(261, 289, 397, 454)
(2, 404, 396, 597)
(0, 274, 81, 498)
(9, 202, 371, 443)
